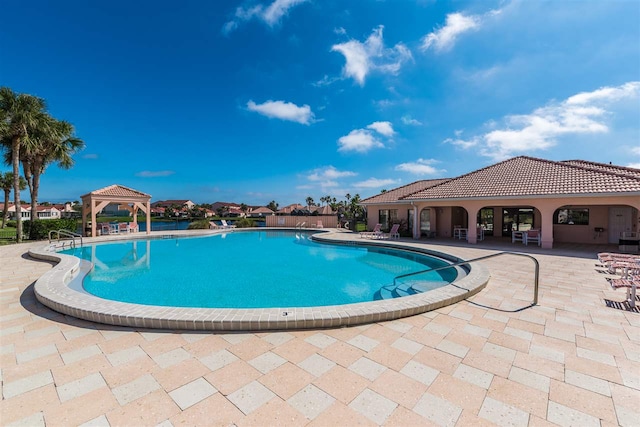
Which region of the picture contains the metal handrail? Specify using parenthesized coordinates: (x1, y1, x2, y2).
(393, 251, 540, 307)
(48, 229, 83, 248)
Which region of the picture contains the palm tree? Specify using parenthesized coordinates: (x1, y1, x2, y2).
(0, 87, 48, 242)
(305, 196, 314, 211)
(240, 203, 248, 217)
(21, 117, 84, 234)
(0, 171, 27, 228)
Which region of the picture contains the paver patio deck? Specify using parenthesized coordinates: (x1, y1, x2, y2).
(1, 231, 639, 426)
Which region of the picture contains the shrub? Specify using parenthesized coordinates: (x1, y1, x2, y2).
(24, 219, 79, 240)
(233, 218, 255, 228)
(187, 219, 211, 230)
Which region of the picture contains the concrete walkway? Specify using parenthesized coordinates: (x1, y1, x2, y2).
(1, 233, 638, 426)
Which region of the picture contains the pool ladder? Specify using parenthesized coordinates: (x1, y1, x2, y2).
(392, 251, 540, 312)
(48, 229, 83, 249)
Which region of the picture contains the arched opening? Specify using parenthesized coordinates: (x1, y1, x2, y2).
(419, 208, 431, 236)
(477, 207, 495, 237)
(501, 207, 536, 237)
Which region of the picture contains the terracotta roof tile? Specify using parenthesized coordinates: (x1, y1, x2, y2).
(82, 184, 151, 198)
(560, 160, 640, 179)
(402, 156, 640, 200)
(361, 179, 451, 204)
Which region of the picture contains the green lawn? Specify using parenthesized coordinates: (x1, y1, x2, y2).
(0, 227, 18, 244)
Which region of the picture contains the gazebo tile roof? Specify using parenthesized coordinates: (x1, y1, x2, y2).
(82, 184, 151, 198)
(360, 179, 450, 204)
(402, 156, 640, 200)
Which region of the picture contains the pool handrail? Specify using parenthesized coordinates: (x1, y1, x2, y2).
(393, 251, 539, 310)
(48, 229, 83, 249)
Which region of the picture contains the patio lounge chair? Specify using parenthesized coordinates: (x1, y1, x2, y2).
(360, 223, 382, 239)
(524, 229, 541, 246)
(128, 223, 139, 233)
(99, 223, 110, 236)
(220, 220, 236, 229)
(379, 223, 400, 240)
(209, 221, 219, 230)
(118, 222, 129, 233)
(512, 230, 525, 243)
(608, 266, 639, 308)
(315, 220, 324, 228)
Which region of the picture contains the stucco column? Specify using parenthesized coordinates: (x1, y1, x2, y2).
(466, 206, 480, 244)
(91, 199, 97, 237)
(539, 206, 556, 249)
(146, 201, 151, 235)
(412, 204, 420, 239)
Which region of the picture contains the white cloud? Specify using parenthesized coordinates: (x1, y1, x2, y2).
(627, 163, 640, 169)
(444, 136, 479, 149)
(337, 129, 384, 153)
(308, 166, 357, 181)
(247, 100, 315, 125)
(223, 0, 308, 34)
(631, 147, 640, 156)
(304, 166, 357, 194)
(82, 153, 98, 159)
(421, 13, 480, 52)
(567, 81, 640, 105)
(338, 121, 397, 153)
(353, 178, 400, 189)
(332, 26, 413, 86)
(136, 170, 175, 177)
(395, 158, 444, 175)
(367, 121, 395, 136)
(445, 81, 640, 161)
(421, 8, 503, 53)
(401, 116, 422, 126)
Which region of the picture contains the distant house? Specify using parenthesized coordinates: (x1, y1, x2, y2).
(4, 204, 62, 220)
(150, 206, 166, 217)
(248, 206, 274, 218)
(276, 204, 306, 215)
(210, 202, 248, 217)
(360, 156, 640, 249)
(151, 200, 195, 210)
(311, 205, 336, 216)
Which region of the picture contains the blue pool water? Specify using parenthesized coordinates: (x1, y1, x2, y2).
(61, 230, 456, 308)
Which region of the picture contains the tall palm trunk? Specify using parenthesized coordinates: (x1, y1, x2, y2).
(12, 137, 23, 242)
(26, 159, 43, 239)
(2, 187, 10, 228)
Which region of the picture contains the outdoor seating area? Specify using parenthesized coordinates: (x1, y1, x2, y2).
(597, 252, 640, 308)
(97, 222, 139, 235)
(360, 223, 382, 239)
(512, 229, 541, 246)
(359, 223, 400, 240)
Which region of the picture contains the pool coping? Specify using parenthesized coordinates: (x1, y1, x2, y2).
(30, 229, 490, 331)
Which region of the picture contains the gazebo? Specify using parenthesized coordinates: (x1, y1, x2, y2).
(81, 184, 151, 237)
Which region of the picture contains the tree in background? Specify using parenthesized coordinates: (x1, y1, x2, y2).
(240, 203, 248, 216)
(0, 87, 48, 242)
(267, 200, 278, 212)
(20, 117, 84, 237)
(0, 171, 27, 228)
(305, 196, 314, 211)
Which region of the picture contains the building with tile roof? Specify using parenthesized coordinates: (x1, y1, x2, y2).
(361, 156, 640, 249)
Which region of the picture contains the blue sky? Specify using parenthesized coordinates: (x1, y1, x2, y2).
(1, 0, 639, 206)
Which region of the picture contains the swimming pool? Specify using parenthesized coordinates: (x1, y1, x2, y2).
(60, 230, 457, 308)
(31, 229, 490, 330)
